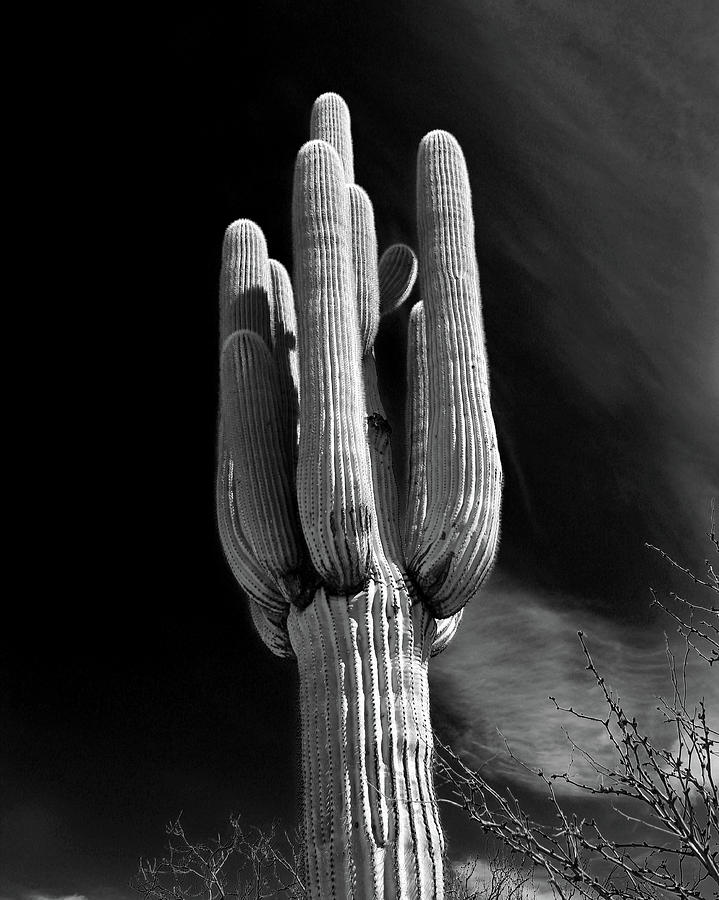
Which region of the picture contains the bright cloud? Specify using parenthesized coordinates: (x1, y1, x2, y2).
(431, 571, 719, 793)
(24, 895, 89, 900)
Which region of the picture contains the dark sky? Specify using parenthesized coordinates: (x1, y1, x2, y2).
(2, 3, 718, 898)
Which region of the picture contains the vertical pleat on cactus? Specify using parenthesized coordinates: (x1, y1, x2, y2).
(216, 93, 503, 900)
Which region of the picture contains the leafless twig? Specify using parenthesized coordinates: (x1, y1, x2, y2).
(436, 508, 719, 899)
(132, 814, 306, 899)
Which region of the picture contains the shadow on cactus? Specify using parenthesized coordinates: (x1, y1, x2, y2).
(216, 92, 503, 899)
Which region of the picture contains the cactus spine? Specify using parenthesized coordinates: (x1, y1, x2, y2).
(217, 93, 502, 898)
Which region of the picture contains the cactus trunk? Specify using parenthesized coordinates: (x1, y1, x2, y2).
(289, 584, 445, 900)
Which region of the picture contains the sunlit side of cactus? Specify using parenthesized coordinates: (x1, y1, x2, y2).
(217, 93, 502, 899)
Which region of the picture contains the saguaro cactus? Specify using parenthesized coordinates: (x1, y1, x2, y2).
(217, 93, 502, 899)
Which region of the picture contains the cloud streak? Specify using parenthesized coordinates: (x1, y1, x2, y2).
(431, 570, 718, 793)
(24, 894, 89, 900)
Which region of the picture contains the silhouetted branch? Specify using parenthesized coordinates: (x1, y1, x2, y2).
(436, 510, 719, 899)
(132, 814, 306, 900)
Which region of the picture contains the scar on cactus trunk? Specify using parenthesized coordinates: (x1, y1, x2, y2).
(217, 92, 502, 899)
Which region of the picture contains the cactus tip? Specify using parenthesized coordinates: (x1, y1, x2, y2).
(295, 138, 345, 168)
(313, 91, 350, 109)
(223, 218, 266, 245)
(419, 129, 462, 152)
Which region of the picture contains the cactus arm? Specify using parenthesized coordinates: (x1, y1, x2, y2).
(409, 130, 502, 618)
(219, 219, 273, 347)
(403, 308, 465, 656)
(404, 301, 429, 565)
(310, 92, 355, 184)
(220, 331, 307, 603)
(215, 446, 287, 612)
(217, 220, 297, 643)
(217, 444, 295, 658)
(310, 93, 406, 566)
(403, 308, 465, 655)
(348, 184, 381, 354)
(291, 139, 374, 592)
(378, 243, 418, 317)
(268, 258, 300, 458)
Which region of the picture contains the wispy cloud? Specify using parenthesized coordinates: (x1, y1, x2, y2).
(431, 571, 718, 793)
(18, 891, 132, 900)
(9, 889, 133, 900)
(24, 894, 89, 900)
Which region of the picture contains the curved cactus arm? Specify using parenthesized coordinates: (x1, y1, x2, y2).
(379, 243, 418, 317)
(216, 446, 287, 612)
(409, 130, 502, 618)
(217, 218, 295, 628)
(292, 139, 374, 592)
(217, 458, 295, 659)
(310, 92, 354, 184)
(221, 330, 308, 604)
(404, 306, 463, 654)
(219, 219, 273, 347)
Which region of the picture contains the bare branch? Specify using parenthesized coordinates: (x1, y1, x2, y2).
(435, 511, 718, 899)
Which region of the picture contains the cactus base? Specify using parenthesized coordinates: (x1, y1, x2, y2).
(289, 584, 445, 899)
